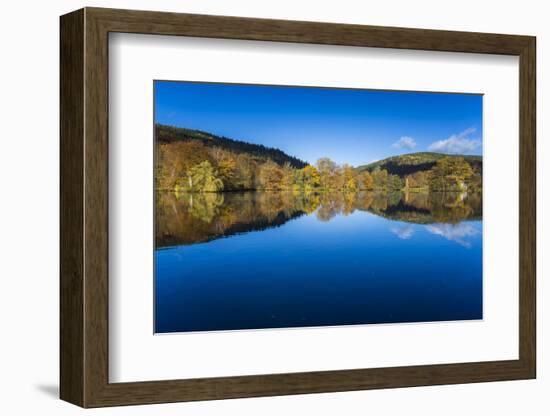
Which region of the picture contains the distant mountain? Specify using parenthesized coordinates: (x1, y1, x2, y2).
(356, 152, 482, 177)
(155, 124, 307, 169)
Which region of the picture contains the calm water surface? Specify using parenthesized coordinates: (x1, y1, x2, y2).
(155, 191, 482, 333)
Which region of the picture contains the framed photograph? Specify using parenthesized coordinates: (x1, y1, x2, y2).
(60, 7, 536, 407)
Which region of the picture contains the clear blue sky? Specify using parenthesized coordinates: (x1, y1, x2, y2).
(154, 81, 483, 166)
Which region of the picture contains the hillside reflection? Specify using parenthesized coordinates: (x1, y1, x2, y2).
(156, 191, 482, 248)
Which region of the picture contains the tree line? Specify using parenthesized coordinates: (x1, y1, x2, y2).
(156, 139, 481, 194)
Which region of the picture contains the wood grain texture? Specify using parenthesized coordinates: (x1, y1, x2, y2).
(59, 7, 537, 408)
(59, 8, 84, 407)
(88, 7, 532, 54)
(83, 9, 110, 407)
(518, 38, 536, 375)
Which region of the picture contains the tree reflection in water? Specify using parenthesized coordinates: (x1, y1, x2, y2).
(156, 190, 482, 248)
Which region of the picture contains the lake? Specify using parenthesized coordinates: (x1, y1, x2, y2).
(155, 191, 482, 333)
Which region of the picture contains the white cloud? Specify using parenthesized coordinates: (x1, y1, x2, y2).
(425, 223, 480, 248)
(391, 136, 417, 150)
(390, 225, 414, 240)
(428, 127, 481, 154)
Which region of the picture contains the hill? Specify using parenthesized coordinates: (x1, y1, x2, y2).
(155, 124, 307, 169)
(356, 152, 482, 177)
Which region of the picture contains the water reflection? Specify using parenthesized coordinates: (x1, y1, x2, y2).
(390, 224, 415, 240)
(156, 190, 482, 248)
(425, 223, 481, 248)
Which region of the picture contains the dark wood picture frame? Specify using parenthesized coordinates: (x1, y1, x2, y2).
(60, 7, 536, 408)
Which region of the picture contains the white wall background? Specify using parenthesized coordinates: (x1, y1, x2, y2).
(0, 0, 545, 414)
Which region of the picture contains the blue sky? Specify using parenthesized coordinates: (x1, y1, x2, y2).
(154, 81, 483, 166)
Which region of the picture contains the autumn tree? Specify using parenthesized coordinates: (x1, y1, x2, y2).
(371, 167, 389, 191)
(301, 165, 321, 191)
(210, 147, 237, 189)
(258, 160, 284, 190)
(388, 174, 404, 191)
(342, 164, 358, 193)
(357, 171, 374, 191)
(429, 157, 474, 192)
(281, 162, 295, 190)
(182, 160, 224, 192)
(316, 157, 343, 190)
(405, 171, 430, 191)
(157, 141, 212, 190)
(234, 153, 257, 190)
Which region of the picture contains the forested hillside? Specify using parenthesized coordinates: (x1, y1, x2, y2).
(156, 125, 482, 194)
(156, 124, 307, 169)
(356, 152, 482, 176)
